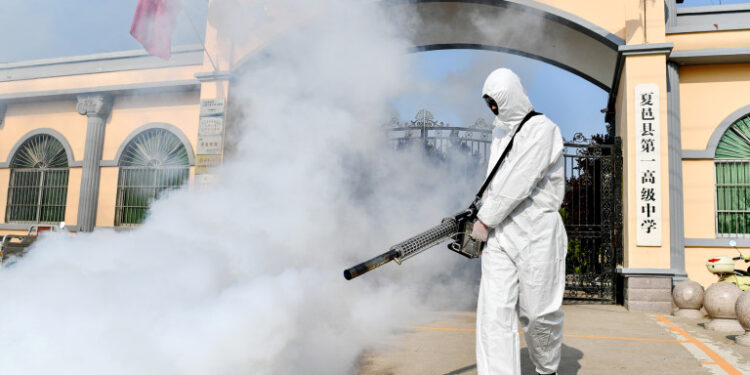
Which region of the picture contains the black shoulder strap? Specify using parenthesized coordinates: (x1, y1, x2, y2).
(475, 111, 541, 200)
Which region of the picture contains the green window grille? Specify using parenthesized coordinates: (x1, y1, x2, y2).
(115, 129, 190, 226)
(715, 114, 750, 236)
(5, 134, 69, 223)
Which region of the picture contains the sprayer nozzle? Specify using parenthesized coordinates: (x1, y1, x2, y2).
(343, 263, 369, 280)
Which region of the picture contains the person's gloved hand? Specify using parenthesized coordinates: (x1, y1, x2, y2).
(471, 220, 490, 242)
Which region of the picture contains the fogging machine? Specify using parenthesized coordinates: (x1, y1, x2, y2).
(343, 111, 540, 280)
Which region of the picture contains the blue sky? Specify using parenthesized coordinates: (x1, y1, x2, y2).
(0, 0, 208, 63)
(1, 0, 746, 141)
(392, 49, 608, 141)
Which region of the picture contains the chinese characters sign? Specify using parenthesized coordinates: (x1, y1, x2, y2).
(196, 98, 227, 187)
(635, 84, 661, 246)
(199, 117, 224, 136)
(197, 135, 223, 155)
(199, 98, 226, 117)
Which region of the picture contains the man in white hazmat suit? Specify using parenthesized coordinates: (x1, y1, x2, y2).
(470, 68, 567, 375)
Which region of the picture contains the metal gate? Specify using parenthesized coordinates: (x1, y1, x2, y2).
(386, 110, 493, 161)
(561, 133, 622, 303)
(387, 111, 622, 303)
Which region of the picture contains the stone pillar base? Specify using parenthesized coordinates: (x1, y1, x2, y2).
(674, 308, 704, 319)
(624, 276, 673, 313)
(706, 318, 743, 332)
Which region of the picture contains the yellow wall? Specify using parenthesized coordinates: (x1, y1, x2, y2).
(0, 66, 201, 97)
(535, 0, 627, 39)
(102, 91, 200, 161)
(65, 168, 82, 226)
(682, 160, 716, 239)
(0, 100, 84, 163)
(680, 64, 750, 151)
(668, 30, 750, 51)
(619, 53, 671, 269)
(96, 167, 119, 227)
(624, 0, 666, 44)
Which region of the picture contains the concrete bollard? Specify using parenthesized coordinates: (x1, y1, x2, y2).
(704, 282, 744, 332)
(673, 280, 705, 318)
(735, 290, 750, 346)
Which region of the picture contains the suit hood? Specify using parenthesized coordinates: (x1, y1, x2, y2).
(482, 68, 533, 131)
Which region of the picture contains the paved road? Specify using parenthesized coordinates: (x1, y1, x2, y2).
(358, 305, 750, 375)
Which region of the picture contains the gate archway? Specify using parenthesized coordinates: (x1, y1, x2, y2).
(395, 0, 623, 91)
(232, 1, 625, 91)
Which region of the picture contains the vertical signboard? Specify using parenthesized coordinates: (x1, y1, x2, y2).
(195, 98, 226, 188)
(635, 83, 661, 246)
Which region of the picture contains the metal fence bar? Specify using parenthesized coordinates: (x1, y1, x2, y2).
(5, 168, 68, 223)
(715, 160, 750, 238)
(115, 166, 189, 226)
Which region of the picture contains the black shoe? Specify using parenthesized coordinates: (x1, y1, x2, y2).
(537, 373, 556, 375)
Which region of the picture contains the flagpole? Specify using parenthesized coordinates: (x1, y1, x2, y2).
(181, 5, 220, 73)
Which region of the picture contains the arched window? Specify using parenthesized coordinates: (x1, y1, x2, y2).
(115, 128, 190, 226)
(6, 134, 69, 223)
(715, 114, 750, 236)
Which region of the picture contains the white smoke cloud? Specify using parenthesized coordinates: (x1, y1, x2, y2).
(0, 1, 482, 374)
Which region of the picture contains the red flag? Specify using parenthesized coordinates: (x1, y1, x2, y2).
(130, 0, 182, 60)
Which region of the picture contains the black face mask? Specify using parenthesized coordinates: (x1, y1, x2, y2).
(483, 95, 499, 116)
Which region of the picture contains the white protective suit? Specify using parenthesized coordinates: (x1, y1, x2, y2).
(475, 68, 567, 375)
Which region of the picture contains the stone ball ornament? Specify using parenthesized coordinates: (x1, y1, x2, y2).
(704, 282, 744, 332)
(672, 280, 705, 318)
(736, 290, 750, 346)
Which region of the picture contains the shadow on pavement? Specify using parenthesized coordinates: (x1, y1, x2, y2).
(440, 364, 476, 375)
(522, 344, 583, 374)
(438, 344, 583, 375)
